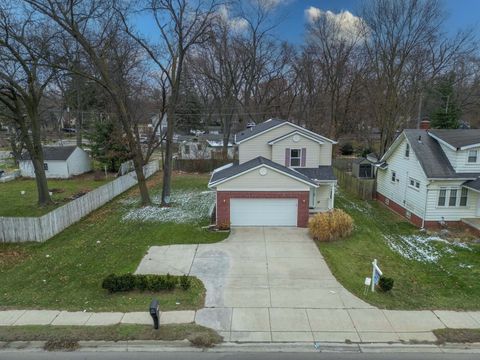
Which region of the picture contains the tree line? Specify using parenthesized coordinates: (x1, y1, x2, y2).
(0, 0, 478, 207)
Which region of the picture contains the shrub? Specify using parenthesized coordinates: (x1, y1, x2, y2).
(378, 276, 394, 292)
(308, 209, 354, 242)
(180, 274, 192, 290)
(340, 142, 354, 155)
(101, 273, 182, 293)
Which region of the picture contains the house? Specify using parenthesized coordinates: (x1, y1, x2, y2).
(375, 121, 480, 231)
(179, 134, 235, 160)
(352, 157, 375, 179)
(19, 146, 92, 179)
(208, 119, 337, 227)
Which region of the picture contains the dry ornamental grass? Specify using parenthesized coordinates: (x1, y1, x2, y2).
(309, 209, 354, 242)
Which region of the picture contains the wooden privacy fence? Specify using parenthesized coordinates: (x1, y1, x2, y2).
(173, 158, 232, 173)
(0, 161, 159, 243)
(333, 167, 376, 200)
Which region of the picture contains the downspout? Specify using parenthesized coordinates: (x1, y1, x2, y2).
(422, 185, 430, 229)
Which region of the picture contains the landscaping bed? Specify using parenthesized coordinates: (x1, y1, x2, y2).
(0, 173, 227, 312)
(0, 173, 111, 217)
(0, 324, 222, 349)
(317, 189, 480, 310)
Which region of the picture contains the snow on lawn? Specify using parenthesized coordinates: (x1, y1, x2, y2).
(383, 234, 472, 263)
(121, 190, 215, 223)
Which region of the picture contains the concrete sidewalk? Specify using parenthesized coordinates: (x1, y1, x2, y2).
(0, 310, 194, 327)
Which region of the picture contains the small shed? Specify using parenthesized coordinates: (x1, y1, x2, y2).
(352, 157, 374, 179)
(19, 146, 92, 179)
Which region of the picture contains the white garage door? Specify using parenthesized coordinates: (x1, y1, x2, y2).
(230, 198, 298, 227)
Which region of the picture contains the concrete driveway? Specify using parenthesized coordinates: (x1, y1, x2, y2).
(135, 227, 448, 343)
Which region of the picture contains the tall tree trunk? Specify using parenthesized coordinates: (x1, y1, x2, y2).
(30, 155, 52, 206)
(161, 110, 174, 206)
(75, 110, 82, 147)
(132, 153, 150, 206)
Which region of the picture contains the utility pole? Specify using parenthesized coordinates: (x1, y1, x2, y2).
(417, 92, 423, 128)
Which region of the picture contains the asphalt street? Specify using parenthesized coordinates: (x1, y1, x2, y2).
(1, 352, 479, 360)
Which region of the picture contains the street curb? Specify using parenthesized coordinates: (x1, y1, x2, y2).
(1, 340, 480, 353)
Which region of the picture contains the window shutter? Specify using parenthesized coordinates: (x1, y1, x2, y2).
(301, 148, 306, 167)
(285, 148, 290, 166)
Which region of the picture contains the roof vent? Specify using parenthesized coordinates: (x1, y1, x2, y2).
(418, 135, 422, 143)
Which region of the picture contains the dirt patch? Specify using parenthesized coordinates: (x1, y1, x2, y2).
(433, 328, 480, 344)
(44, 339, 79, 352)
(0, 249, 29, 267)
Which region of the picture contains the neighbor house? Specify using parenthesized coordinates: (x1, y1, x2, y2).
(19, 146, 92, 179)
(208, 119, 337, 227)
(179, 134, 235, 160)
(375, 121, 480, 231)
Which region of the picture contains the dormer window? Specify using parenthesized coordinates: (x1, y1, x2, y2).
(468, 150, 478, 163)
(405, 143, 410, 158)
(290, 149, 301, 167)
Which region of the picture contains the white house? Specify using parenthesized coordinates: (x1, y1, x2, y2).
(375, 121, 480, 231)
(19, 146, 92, 179)
(208, 118, 337, 227)
(179, 134, 235, 160)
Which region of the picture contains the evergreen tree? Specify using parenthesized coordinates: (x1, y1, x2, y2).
(429, 74, 461, 129)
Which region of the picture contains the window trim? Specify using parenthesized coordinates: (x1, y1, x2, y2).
(405, 143, 410, 158)
(437, 188, 447, 207)
(408, 177, 420, 190)
(290, 148, 302, 167)
(391, 170, 397, 183)
(467, 149, 478, 163)
(449, 189, 458, 207)
(460, 188, 468, 207)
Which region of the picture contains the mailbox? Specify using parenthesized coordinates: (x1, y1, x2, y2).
(149, 299, 160, 329)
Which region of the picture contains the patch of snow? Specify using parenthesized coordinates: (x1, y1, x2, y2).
(121, 190, 215, 223)
(459, 263, 474, 269)
(383, 234, 472, 263)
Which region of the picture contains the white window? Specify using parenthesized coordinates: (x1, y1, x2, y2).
(290, 149, 301, 167)
(449, 189, 458, 207)
(468, 150, 478, 163)
(391, 171, 396, 182)
(409, 178, 420, 189)
(405, 143, 410, 158)
(438, 189, 446, 207)
(184, 145, 190, 155)
(460, 188, 468, 206)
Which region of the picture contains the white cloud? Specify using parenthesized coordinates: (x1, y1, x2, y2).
(217, 5, 248, 33)
(305, 7, 366, 42)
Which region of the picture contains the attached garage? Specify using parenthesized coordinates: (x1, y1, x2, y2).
(230, 198, 298, 227)
(208, 157, 318, 228)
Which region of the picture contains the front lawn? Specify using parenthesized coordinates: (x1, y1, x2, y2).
(0, 173, 227, 312)
(0, 173, 111, 217)
(318, 189, 480, 310)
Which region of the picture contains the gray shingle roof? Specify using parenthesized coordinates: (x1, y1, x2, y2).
(296, 166, 337, 181)
(429, 129, 480, 149)
(463, 178, 480, 192)
(209, 156, 318, 186)
(20, 146, 77, 161)
(403, 130, 479, 179)
(234, 119, 285, 143)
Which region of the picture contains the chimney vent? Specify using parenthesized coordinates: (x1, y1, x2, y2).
(420, 117, 430, 130)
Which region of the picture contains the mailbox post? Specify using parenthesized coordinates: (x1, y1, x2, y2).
(149, 299, 160, 329)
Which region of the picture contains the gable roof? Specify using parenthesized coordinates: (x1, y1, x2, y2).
(208, 156, 318, 188)
(20, 146, 78, 161)
(463, 178, 480, 193)
(267, 130, 325, 145)
(428, 129, 480, 150)
(234, 118, 337, 144)
(381, 130, 479, 180)
(296, 166, 336, 182)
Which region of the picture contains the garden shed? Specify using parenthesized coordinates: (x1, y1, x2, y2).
(352, 157, 375, 179)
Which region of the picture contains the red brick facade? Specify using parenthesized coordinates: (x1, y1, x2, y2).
(375, 192, 479, 234)
(216, 191, 310, 227)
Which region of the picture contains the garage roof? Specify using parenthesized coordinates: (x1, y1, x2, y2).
(208, 156, 319, 187)
(20, 146, 77, 161)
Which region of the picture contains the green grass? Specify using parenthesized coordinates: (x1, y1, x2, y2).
(0, 173, 227, 311)
(0, 324, 222, 346)
(0, 174, 111, 217)
(318, 189, 480, 310)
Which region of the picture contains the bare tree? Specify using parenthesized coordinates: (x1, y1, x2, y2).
(120, 0, 220, 205)
(0, 6, 54, 206)
(24, 0, 168, 206)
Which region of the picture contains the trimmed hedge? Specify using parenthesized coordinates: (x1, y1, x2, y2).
(101, 273, 188, 293)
